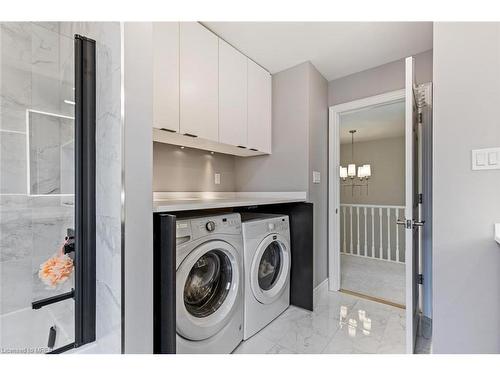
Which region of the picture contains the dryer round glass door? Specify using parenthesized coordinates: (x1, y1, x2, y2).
(250, 234, 291, 305)
(258, 241, 282, 291)
(176, 240, 241, 341)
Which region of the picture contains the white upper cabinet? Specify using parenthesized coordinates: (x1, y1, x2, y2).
(153, 22, 179, 132)
(247, 58, 272, 154)
(179, 22, 219, 141)
(218, 39, 247, 148)
(152, 22, 272, 156)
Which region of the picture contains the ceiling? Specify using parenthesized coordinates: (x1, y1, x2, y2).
(340, 101, 405, 144)
(203, 22, 432, 81)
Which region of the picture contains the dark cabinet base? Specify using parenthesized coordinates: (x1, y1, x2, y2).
(153, 201, 313, 354)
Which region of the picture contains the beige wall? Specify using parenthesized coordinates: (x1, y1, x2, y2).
(235, 61, 329, 287)
(153, 142, 236, 192)
(307, 63, 329, 288)
(234, 62, 310, 192)
(328, 49, 433, 106)
(340, 136, 405, 206)
(432, 22, 500, 354)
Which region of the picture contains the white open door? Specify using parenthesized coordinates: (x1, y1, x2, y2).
(403, 56, 421, 354)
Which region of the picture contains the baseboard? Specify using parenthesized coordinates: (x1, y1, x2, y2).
(418, 315, 432, 339)
(313, 278, 329, 307)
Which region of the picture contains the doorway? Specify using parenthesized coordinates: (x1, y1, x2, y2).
(328, 60, 432, 353)
(336, 100, 406, 308)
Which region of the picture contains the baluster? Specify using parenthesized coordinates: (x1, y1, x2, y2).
(343, 206, 346, 253)
(379, 208, 383, 259)
(350, 206, 353, 254)
(364, 207, 367, 257)
(371, 207, 375, 258)
(356, 207, 360, 255)
(396, 208, 400, 262)
(387, 208, 391, 261)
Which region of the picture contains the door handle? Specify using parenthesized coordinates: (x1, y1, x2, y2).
(396, 218, 411, 228)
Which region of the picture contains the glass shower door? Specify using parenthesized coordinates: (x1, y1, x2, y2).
(0, 22, 76, 353)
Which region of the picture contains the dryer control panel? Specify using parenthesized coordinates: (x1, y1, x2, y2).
(241, 214, 290, 239)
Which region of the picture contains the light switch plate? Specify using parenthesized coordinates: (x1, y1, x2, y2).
(312, 171, 321, 184)
(472, 148, 500, 170)
(214, 173, 221, 185)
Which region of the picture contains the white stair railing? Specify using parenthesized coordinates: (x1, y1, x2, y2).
(340, 204, 405, 263)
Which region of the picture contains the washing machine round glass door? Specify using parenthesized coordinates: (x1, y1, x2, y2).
(176, 240, 241, 341)
(250, 233, 291, 305)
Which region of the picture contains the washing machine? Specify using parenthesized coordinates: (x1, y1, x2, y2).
(175, 213, 243, 354)
(241, 213, 291, 340)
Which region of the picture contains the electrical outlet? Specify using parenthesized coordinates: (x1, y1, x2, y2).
(214, 173, 221, 185)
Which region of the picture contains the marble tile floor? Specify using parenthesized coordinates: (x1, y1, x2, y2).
(341, 254, 405, 306)
(234, 289, 409, 354)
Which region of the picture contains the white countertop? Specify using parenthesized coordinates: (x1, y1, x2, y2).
(153, 192, 307, 213)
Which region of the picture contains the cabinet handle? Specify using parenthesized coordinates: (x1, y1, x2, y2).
(160, 128, 177, 133)
(249, 148, 259, 151)
(183, 133, 198, 138)
(237, 145, 247, 149)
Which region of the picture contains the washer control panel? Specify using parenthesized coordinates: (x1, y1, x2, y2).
(205, 221, 216, 232)
(177, 213, 242, 240)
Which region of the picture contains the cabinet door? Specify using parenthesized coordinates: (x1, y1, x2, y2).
(247, 59, 272, 154)
(153, 22, 179, 132)
(179, 22, 218, 141)
(218, 39, 247, 147)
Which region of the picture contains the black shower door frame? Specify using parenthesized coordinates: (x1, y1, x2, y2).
(73, 34, 97, 349)
(46, 34, 97, 354)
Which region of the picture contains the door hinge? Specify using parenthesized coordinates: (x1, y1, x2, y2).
(417, 274, 424, 285)
(418, 112, 423, 124)
(418, 193, 423, 204)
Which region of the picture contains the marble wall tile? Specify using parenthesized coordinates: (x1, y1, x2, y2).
(58, 33, 74, 118)
(0, 131, 27, 194)
(32, 22, 60, 34)
(0, 23, 32, 133)
(30, 23, 61, 114)
(0, 68, 31, 133)
(0, 22, 122, 354)
(0, 206, 33, 262)
(81, 22, 122, 354)
(27, 111, 74, 195)
(29, 113, 61, 194)
(0, 23, 32, 69)
(0, 259, 32, 314)
(95, 280, 121, 348)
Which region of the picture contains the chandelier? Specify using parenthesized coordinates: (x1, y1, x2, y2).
(340, 130, 371, 195)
